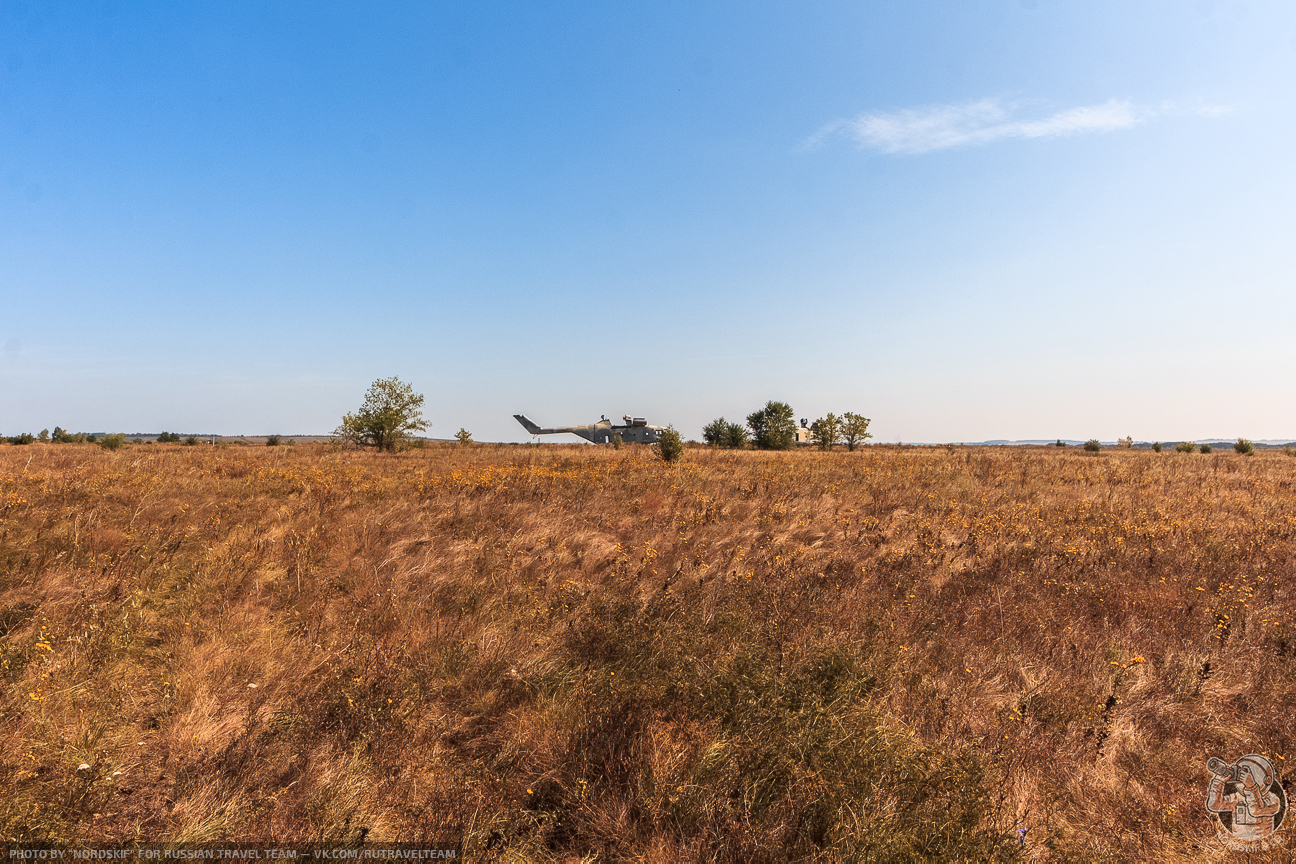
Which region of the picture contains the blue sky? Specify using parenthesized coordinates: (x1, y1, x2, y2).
(3, 1, 1294, 443)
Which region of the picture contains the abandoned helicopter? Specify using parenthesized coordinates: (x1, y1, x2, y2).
(514, 413, 668, 445)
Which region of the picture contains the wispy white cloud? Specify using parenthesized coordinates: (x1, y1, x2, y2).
(807, 98, 1225, 154)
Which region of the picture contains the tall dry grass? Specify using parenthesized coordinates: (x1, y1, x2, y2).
(2, 441, 1294, 859)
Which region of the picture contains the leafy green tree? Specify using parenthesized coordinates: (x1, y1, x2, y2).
(5, 432, 34, 445)
(335, 376, 428, 452)
(657, 427, 684, 463)
(37, 429, 49, 443)
(99, 433, 126, 451)
(1175, 441, 1197, 453)
(1152, 442, 1162, 453)
(703, 418, 750, 449)
(455, 428, 473, 445)
(1234, 438, 1254, 455)
(1083, 439, 1101, 452)
(810, 413, 843, 451)
(702, 418, 727, 447)
(721, 421, 749, 449)
(157, 431, 181, 443)
(841, 413, 873, 451)
(1200, 443, 1213, 454)
(746, 401, 796, 451)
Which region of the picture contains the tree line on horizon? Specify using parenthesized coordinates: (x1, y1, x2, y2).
(704, 401, 872, 452)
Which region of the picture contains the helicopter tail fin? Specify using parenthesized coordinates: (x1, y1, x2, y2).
(514, 414, 543, 435)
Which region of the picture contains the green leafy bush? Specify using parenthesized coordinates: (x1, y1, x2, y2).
(4, 433, 35, 445)
(1234, 438, 1254, 455)
(454, 428, 472, 445)
(157, 431, 181, 443)
(1175, 441, 1197, 454)
(1152, 442, 1162, 453)
(266, 434, 282, 446)
(98, 433, 126, 451)
(1200, 443, 1213, 454)
(1083, 439, 1101, 452)
(657, 427, 684, 463)
(183, 435, 199, 446)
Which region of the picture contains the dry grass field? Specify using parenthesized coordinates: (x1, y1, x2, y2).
(2, 441, 1295, 860)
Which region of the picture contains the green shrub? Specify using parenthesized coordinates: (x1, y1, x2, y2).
(157, 431, 181, 443)
(1152, 442, 1162, 453)
(1175, 441, 1197, 454)
(1284, 445, 1295, 457)
(5, 432, 35, 445)
(183, 435, 199, 446)
(37, 429, 49, 443)
(98, 433, 126, 451)
(1083, 439, 1101, 453)
(1055, 439, 1066, 447)
(1200, 443, 1213, 454)
(1234, 438, 1254, 455)
(610, 432, 622, 450)
(266, 434, 282, 447)
(657, 427, 684, 463)
(454, 428, 472, 445)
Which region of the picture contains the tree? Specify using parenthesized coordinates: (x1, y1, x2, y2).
(703, 417, 750, 449)
(810, 413, 843, 451)
(1118, 436, 1133, 449)
(1084, 439, 1101, 452)
(746, 401, 796, 450)
(336, 376, 428, 452)
(37, 429, 50, 443)
(721, 421, 749, 449)
(1235, 438, 1254, 455)
(702, 418, 727, 447)
(841, 413, 872, 451)
(455, 428, 473, 445)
